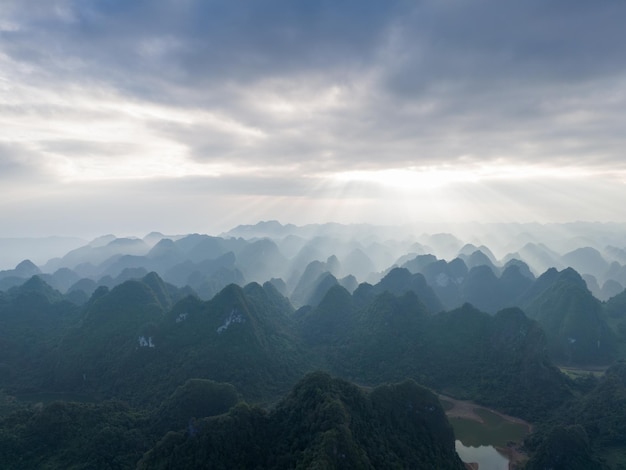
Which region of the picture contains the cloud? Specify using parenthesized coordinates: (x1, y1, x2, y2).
(2, 0, 626, 235)
(0, 142, 49, 182)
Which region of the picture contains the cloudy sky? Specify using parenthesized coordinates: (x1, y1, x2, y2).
(1, 0, 625, 237)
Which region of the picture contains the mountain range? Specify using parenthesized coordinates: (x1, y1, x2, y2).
(2, 221, 626, 467)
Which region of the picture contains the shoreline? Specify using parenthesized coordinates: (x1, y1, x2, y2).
(439, 394, 531, 469)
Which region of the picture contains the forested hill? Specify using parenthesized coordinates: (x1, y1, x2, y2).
(0, 260, 625, 466)
(138, 372, 465, 469)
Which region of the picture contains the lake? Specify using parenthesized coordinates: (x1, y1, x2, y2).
(455, 441, 509, 470)
(441, 398, 530, 469)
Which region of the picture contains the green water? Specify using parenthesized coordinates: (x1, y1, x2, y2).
(450, 408, 529, 469)
(450, 408, 528, 447)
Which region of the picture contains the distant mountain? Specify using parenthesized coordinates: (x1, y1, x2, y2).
(224, 219, 298, 238)
(400, 254, 534, 313)
(235, 238, 288, 283)
(290, 259, 340, 308)
(39, 267, 81, 293)
(458, 243, 498, 264)
(510, 242, 564, 276)
(43, 237, 149, 273)
(419, 233, 463, 260)
(339, 248, 376, 280)
(458, 249, 499, 273)
(372, 267, 443, 314)
(0, 236, 86, 270)
(563, 247, 610, 281)
(0, 260, 42, 290)
(460, 265, 501, 312)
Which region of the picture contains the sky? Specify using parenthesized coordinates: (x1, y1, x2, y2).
(1, 0, 626, 238)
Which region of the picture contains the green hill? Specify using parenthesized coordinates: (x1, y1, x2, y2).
(302, 287, 569, 421)
(137, 372, 465, 469)
(523, 268, 616, 364)
(0, 276, 81, 393)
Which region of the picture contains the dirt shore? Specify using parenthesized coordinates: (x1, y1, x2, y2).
(439, 394, 532, 469)
(439, 394, 532, 433)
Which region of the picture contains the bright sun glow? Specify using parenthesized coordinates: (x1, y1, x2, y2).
(331, 164, 604, 191)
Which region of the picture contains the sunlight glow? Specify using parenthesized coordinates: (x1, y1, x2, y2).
(331, 164, 602, 191)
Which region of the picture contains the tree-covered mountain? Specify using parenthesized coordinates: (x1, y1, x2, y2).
(52, 275, 310, 406)
(138, 372, 465, 470)
(0, 378, 241, 470)
(399, 253, 617, 365)
(521, 268, 616, 364)
(0, 276, 81, 393)
(300, 286, 569, 421)
(524, 361, 626, 469)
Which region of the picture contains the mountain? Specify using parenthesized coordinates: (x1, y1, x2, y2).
(290, 259, 336, 307)
(460, 265, 501, 312)
(298, 285, 354, 348)
(339, 248, 376, 280)
(525, 425, 609, 470)
(0, 260, 43, 292)
(0, 236, 86, 271)
(138, 372, 465, 469)
(235, 238, 288, 283)
(563, 247, 610, 282)
(458, 249, 499, 274)
(420, 233, 463, 260)
(0, 400, 151, 469)
(224, 219, 297, 238)
(372, 267, 443, 314)
(403, 256, 467, 310)
(522, 268, 616, 364)
(511, 242, 564, 275)
(401, 254, 535, 313)
(571, 362, 626, 450)
(304, 285, 569, 421)
(52, 274, 174, 401)
(0, 276, 81, 392)
(525, 362, 626, 469)
(45, 236, 150, 272)
(53, 276, 309, 405)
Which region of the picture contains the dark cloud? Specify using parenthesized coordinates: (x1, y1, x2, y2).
(2, 0, 406, 94)
(5, 1, 626, 94)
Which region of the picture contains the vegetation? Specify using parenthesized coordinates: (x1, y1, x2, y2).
(1, 263, 626, 467)
(138, 372, 464, 469)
